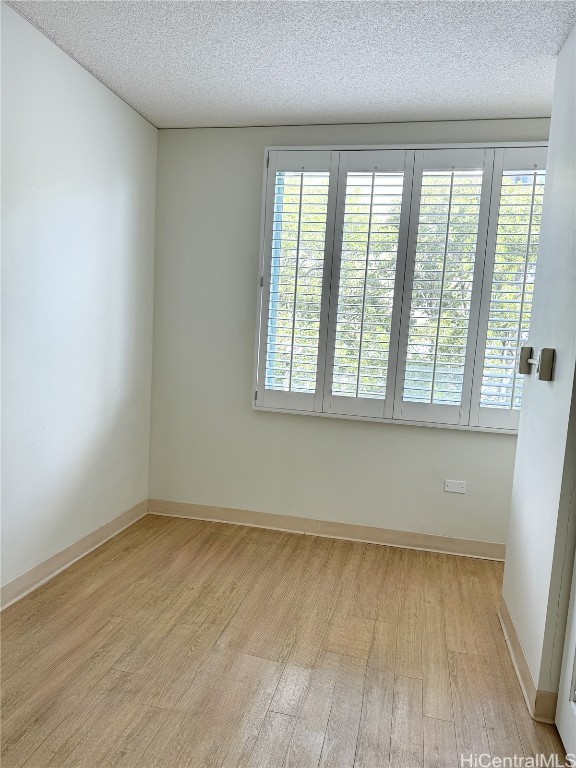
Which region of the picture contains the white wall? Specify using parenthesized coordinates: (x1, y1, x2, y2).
(149, 118, 549, 545)
(502, 24, 576, 695)
(1, 4, 158, 586)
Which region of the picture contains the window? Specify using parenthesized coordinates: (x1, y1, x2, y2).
(332, 169, 403, 401)
(264, 169, 330, 395)
(256, 145, 547, 431)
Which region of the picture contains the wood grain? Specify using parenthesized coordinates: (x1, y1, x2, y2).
(390, 675, 424, 768)
(423, 717, 458, 768)
(0, 515, 564, 768)
(355, 620, 396, 768)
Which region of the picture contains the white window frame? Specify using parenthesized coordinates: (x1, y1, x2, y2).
(253, 142, 547, 434)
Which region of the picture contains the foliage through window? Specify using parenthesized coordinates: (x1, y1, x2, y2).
(265, 170, 329, 394)
(333, 171, 404, 399)
(480, 170, 545, 411)
(256, 146, 547, 430)
(404, 170, 482, 406)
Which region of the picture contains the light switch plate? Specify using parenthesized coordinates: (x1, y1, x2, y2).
(444, 479, 467, 494)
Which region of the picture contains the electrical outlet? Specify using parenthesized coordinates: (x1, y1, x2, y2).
(444, 479, 466, 494)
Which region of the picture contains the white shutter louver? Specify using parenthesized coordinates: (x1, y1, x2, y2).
(403, 169, 483, 406)
(469, 146, 548, 429)
(331, 171, 404, 400)
(479, 169, 545, 410)
(264, 169, 329, 393)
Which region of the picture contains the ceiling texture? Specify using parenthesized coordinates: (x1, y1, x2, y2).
(8, 0, 576, 129)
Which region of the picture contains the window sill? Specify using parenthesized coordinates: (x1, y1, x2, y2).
(253, 403, 518, 435)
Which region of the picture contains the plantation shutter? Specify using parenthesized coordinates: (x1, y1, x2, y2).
(469, 147, 547, 429)
(255, 144, 547, 431)
(324, 150, 414, 418)
(256, 150, 338, 411)
(394, 148, 494, 425)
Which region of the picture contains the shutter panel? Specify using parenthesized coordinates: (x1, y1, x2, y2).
(470, 147, 547, 429)
(394, 149, 493, 425)
(257, 150, 337, 410)
(324, 150, 414, 418)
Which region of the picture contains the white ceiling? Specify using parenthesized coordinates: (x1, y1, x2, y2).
(9, 0, 576, 129)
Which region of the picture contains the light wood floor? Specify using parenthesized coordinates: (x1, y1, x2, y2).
(1, 515, 566, 768)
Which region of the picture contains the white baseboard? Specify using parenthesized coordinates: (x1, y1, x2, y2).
(498, 596, 557, 724)
(148, 499, 506, 561)
(1, 498, 506, 611)
(0, 500, 148, 610)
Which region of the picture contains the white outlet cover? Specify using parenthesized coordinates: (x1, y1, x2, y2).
(444, 479, 467, 494)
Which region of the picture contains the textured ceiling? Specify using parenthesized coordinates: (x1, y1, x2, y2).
(8, 0, 576, 128)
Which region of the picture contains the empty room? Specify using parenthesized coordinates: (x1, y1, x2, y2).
(2, 1, 576, 766)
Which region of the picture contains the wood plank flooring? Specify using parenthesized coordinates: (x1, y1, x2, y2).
(1, 515, 566, 768)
